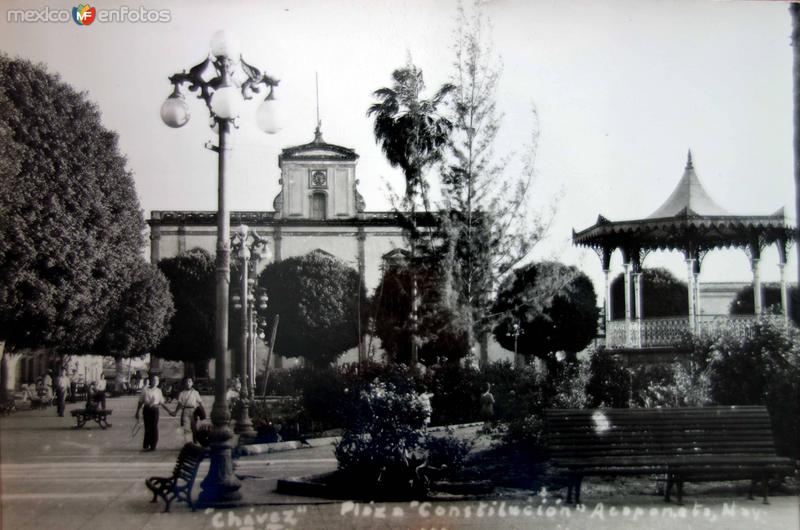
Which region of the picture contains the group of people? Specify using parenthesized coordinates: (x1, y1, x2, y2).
(23, 369, 106, 417)
(134, 375, 207, 451)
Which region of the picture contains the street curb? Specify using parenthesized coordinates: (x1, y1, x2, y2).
(239, 422, 482, 456)
(276, 473, 495, 500)
(428, 422, 483, 432)
(239, 436, 339, 456)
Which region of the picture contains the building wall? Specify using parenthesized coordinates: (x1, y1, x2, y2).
(698, 282, 751, 315)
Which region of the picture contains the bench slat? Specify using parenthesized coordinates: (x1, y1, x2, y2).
(544, 406, 796, 505)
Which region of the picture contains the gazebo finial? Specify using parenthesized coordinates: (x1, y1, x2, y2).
(686, 149, 693, 170)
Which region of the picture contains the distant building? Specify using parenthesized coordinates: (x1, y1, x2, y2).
(148, 127, 497, 369)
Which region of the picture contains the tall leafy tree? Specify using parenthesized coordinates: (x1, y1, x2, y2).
(155, 248, 215, 376)
(368, 60, 454, 365)
(730, 284, 799, 325)
(91, 259, 174, 385)
(258, 250, 368, 368)
(372, 253, 468, 365)
(0, 56, 144, 398)
(610, 267, 688, 320)
(442, 2, 547, 366)
(493, 262, 598, 370)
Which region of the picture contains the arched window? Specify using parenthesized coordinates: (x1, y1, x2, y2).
(310, 192, 327, 220)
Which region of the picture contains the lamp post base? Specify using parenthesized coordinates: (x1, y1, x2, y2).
(198, 421, 241, 506)
(234, 400, 258, 438)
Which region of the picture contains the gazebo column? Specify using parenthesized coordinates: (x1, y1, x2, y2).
(693, 258, 702, 320)
(748, 241, 763, 316)
(631, 248, 644, 348)
(622, 259, 633, 347)
(601, 247, 613, 327)
(685, 254, 696, 332)
(604, 268, 613, 324)
(623, 261, 632, 322)
(777, 239, 789, 326)
(752, 259, 762, 315)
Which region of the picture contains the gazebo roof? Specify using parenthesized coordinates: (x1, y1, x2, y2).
(572, 152, 794, 256)
(647, 151, 728, 218)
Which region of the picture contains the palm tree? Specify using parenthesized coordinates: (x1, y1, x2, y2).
(368, 64, 454, 205)
(368, 62, 454, 366)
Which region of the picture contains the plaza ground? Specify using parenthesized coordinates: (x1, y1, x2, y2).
(1, 396, 798, 530)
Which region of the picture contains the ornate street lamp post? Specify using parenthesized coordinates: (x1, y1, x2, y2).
(508, 320, 524, 369)
(160, 30, 281, 505)
(231, 224, 269, 437)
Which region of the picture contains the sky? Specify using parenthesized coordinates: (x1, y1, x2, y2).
(0, 0, 796, 299)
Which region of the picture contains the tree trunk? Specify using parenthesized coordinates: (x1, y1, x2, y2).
(479, 330, 489, 368)
(1, 342, 21, 403)
(185, 361, 195, 379)
(197, 359, 209, 378)
(149, 354, 161, 376)
(114, 356, 126, 386)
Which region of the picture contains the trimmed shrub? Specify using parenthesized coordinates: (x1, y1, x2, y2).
(585, 350, 631, 408)
(703, 320, 800, 457)
(334, 382, 431, 495)
(425, 431, 473, 475)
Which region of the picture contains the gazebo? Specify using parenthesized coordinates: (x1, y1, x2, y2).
(573, 152, 795, 350)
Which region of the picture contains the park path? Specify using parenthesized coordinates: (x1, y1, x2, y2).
(0, 396, 335, 530)
(1, 396, 798, 530)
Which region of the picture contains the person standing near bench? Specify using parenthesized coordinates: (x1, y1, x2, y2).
(54, 369, 70, 417)
(135, 374, 170, 451)
(94, 377, 107, 408)
(86, 382, 106, 411)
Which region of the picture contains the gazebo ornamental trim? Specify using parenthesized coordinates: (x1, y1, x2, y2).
(572, 151, 795, 349)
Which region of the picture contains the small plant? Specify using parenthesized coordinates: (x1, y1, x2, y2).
(506, 413, 546, 453)
(425, 430, 473, 475)
(585, 349, 631, 408)
(334, 381, 472, 497)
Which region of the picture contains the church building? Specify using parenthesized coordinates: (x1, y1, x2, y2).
(149, 126, 417, 366)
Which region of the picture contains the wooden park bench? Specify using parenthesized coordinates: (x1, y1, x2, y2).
(145, 443, 207, 512)
(70, 408, 112, 429)
(545, 406, 796, 505)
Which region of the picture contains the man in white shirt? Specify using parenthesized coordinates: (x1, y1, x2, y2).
(54, 370, 70, 417)
(92, 377, 107, 410)
(134, 374, 170, 451)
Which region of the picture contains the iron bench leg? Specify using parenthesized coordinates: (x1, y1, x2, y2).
(675, 476, 684, 506)
(665, 474, 673, 503)
(749, 472, 771, 504)
(566, 475, 583, 505)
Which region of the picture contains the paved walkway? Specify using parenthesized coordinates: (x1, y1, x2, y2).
(1, 396, 798, 529)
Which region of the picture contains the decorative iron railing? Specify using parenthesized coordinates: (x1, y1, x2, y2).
(605, 314, 786, 349)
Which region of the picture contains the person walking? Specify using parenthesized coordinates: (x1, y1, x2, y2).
(39, 370, 55, 405)
(172, 377, 204, 444)
(134, 374, 170, 451)
(94, 376, 107, 409)
(54, 369, 70, 417)
(480, 382, 495, 425)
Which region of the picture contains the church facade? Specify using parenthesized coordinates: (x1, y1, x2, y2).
(149, 129, 412, 365)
